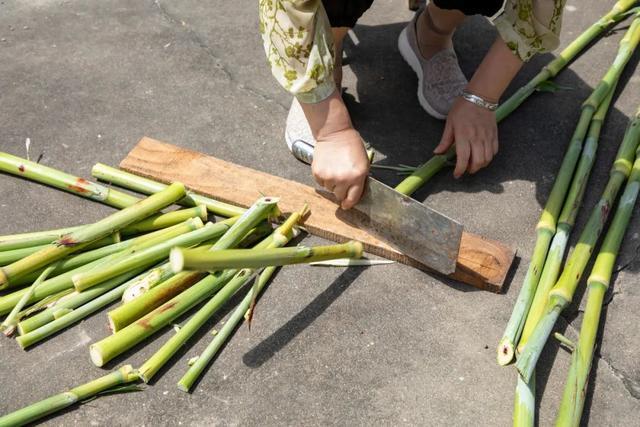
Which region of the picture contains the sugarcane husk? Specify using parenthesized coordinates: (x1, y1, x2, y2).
(0, 182, 186, 288)
(516, 101, 640, 383)
(88, 197, 279, 366)
(0, 365, 139, 427)
(16, 268, 148, 349)
(394, 0, 638, 197)
(497, 16, 640, 366)
(91, 162, 246, 217)
(138, 206, 306, 383)
(555, 150, 640, 427)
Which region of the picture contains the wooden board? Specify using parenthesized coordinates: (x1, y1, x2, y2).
(120, 137, 515, 292)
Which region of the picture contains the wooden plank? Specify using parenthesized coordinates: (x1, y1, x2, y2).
(120, 137, 515, 292)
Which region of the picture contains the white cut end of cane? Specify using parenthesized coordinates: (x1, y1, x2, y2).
(107, 315, 117, 333)
(197, 204, 208, 222)
(89, 345, 105, 367)
(496, 338, 515, 366)
(170, 248, 185, 273)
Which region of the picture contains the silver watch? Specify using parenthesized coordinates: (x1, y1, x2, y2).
(460, 90, 498, 111)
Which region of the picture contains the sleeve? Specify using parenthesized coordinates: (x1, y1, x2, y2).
(492, 0, 567, 62)
(259, 0, 336, 103)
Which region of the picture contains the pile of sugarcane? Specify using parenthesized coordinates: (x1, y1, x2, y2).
(493, 2, 640, 426)
(0, 155, 363, 425)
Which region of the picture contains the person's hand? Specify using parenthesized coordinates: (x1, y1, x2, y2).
(434, 96, 498, 178)
(312, 127, 369, 209)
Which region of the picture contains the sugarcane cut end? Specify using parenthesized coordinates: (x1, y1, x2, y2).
(170, 247, 185, 273)
(89, 345, 106, 367)
(496, 337, 515, 366)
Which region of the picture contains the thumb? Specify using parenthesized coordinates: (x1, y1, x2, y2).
(434, 120, 454, 154)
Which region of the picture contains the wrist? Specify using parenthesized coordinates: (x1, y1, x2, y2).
(298, 89, 354, 139)
(459, 90, 499, 111)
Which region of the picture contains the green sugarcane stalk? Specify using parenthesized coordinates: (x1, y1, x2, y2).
(72, 217, 236, 291)
(5, 221, 194, 291)
(120, 206, 208, 236)
(88, 197, 279, 366)
(177, 263, 277, 392)
(0, 152, 138, 208)
(108, 271, 206, 333)
(511, 86, 617, 427)
(173, 241, 364, 272)
(0, 234, 120, 265)
(91, 162, 245, 217)
(0, 207, 204, 254)
(90, 269, 236, 367)
(0, 365, 139, 427)
(16, 268, 147, 349)
(17, 262, 173, 335)
(394, 0, 638, 197)
(121, 262, 176, 302)
(0, 226, 82, 252)
(516, 103, 640, 383)
(0, 222, 195, 314)
(68, 217, 205, 292)
(497, 16, 640, 366)
(138, 206, 306, 382)
(137, 269, 253, 382)
(12, 289, 74, 322)
(518, 86, 617, 353)
(108, 221, 271, 330)
(0, 182, 186, 288)
(555, 147, 640, 426)
(0, 264, 57, 335)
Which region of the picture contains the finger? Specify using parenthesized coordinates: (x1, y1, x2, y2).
(341, 183, 365, 209)
(434, 120, 454, 154)
(484, 140, 494, 167)
(468, 141, 486, 174)
(492, 137, 499, 156)
(333, 183, 349, 203)
(454, 140, 470, 178)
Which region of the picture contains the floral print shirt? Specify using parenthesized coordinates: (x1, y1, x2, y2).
(259, 0, 566, 103)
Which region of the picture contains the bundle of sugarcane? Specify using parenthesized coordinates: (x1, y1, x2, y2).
(490, 8, 640, 426)
(0, 154, 364, 425)
(394, 0, 639, 197)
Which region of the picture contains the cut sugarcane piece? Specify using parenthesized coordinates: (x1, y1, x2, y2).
(0, 365, 140, 427)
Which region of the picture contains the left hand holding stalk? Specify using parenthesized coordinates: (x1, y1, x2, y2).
(435, 96, 498, 177)
(435, 36, 523, 177)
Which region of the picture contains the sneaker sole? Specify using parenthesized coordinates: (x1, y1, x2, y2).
(398, 27, 447, 121)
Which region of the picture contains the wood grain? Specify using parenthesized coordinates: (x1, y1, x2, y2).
(120, 137, 515, 292)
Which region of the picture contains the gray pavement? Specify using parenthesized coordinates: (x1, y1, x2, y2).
(1, 0, 639, 425)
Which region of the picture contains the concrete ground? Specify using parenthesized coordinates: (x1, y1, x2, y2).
(1, 0, 639, 425)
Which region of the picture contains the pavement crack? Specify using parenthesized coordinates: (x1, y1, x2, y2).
(596, 352, 640, 400)
(152, 0, 286, 111)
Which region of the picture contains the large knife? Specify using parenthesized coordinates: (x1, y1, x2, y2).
(292, 141, 463, 274)
(338, 178, 462, 274)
